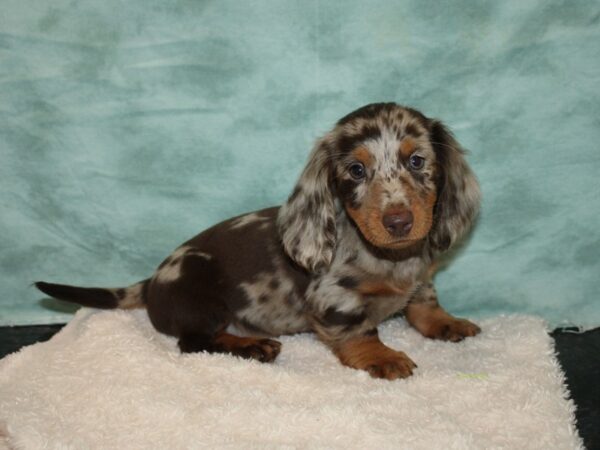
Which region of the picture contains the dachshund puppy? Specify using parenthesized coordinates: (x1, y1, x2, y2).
(36, 103, 481, 380)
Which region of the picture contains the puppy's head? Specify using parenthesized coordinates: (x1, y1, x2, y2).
(278, 103, 480, 272)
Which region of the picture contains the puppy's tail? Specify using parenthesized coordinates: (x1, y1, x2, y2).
(35, 279, 148, 310)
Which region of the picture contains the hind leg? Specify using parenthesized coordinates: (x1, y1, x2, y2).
(147, 247, 282, 363)
(178, 332, 281, 363)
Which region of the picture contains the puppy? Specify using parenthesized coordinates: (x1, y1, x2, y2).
(36, 102, 481, 380)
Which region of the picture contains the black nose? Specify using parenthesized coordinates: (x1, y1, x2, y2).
(382, 211, 413, 237)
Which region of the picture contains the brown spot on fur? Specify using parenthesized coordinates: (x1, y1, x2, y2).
(351, 147, 373, 167)
(337, 276, 359, 289)
(344, 253, 358, 264)
(333, 333, 417, 379)
(399, 138, 415, 158)
(404, 303, 481, 342)
(405, 122, 423, 138)
(356, 279, 409, 297)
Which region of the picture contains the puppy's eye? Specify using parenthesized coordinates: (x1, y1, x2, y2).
(348, 162, 366, 180)
(408, 154, 425, 170)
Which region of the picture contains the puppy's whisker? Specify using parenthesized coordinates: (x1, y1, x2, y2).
(428, 141, 460, 152)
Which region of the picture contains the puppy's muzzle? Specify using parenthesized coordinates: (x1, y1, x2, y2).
(382, 210, 413, 237)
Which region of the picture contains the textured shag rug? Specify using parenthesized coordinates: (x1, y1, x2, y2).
(0, 309, 582, 449)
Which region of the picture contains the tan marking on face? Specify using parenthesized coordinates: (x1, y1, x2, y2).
(351, 147, 373, 167)
(345, 178, 437, 249)
(405, 188, 437, 240)
(345, 181, 392, 245)
(399, 138, 415, 158)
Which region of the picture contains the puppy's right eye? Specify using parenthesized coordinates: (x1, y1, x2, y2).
(348, 162, 366, 180)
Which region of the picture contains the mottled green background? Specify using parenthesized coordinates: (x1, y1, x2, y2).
(1, 0, 599, 326)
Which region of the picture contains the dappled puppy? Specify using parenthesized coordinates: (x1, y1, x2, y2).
(36, 103, 481, 380)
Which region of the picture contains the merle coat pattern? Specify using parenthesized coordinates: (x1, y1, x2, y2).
(36, 103, 481, 380)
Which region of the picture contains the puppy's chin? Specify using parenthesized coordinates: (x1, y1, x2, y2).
(351, 225, 427, 261)
(381, 237, 425, 249)
(367, 234, 425, 250)
(353, 221, 427, 251)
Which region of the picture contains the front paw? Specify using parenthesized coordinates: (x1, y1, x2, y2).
(333, 334, 418, 380)
(427, 318, 481, 342)
(364, 351, 418, 380)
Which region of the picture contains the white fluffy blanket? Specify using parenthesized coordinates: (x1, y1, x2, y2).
(0, 309, 582, 449)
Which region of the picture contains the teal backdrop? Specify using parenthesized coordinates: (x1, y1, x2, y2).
(1, 0, 599, 327)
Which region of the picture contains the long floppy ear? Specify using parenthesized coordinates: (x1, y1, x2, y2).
(428, 120, 481, 253)
(277, 137, 337, 273)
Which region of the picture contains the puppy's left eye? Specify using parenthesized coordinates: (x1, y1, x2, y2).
(408, 154, 425, 170)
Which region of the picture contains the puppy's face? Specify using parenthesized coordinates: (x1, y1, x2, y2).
(331, 105, 438, 249)
(278, 102, 479, 273)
